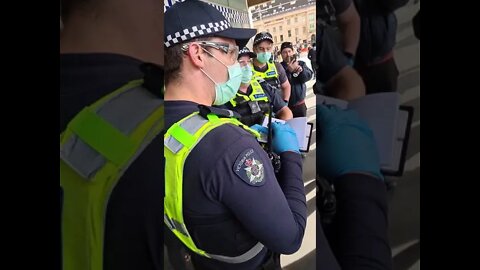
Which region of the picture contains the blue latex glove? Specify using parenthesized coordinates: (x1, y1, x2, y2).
(249, 124, 268, 135)
(316, 104, 383, 181)
(271, 122, 300, 154)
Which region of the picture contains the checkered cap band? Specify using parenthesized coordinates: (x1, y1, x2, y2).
(239, 47, 251, 55)
(165, 19, 231, 48)
(254, 34, 273, 45)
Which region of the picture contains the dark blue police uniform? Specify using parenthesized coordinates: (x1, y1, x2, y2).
(164, 101, 306, 270)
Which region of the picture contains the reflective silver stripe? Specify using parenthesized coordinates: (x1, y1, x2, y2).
(60, 137, 105, 179)
(164, 215, 190, 237)
(179, 114, 209, 135)
(60, 85, 163, 179)
(164, 114, 209, 153)
(164, 215, 175, 231)
(95, 86, 162, 134)
(207, 242, 265, 264)
(164, 135, 184, 154)
(164, 214, 264, 264)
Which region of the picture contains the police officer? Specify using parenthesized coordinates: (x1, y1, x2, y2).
(251, 32, 292, 105)
(60, 0, 165, 270)
(279, 41, 313, 118)
(223, 47, 293, 127)
(163, 1, 306, 269)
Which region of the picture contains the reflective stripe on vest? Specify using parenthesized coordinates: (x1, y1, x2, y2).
(229, 80, 269, 107)
(251, 62, 278, 80)
(60, 79, 164, 270)
(164, 112, 264, 264)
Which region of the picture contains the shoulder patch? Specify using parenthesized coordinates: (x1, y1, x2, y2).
(233, 148, 266, 187)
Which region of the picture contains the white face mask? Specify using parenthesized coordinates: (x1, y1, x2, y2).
(200, 48, 243, 105)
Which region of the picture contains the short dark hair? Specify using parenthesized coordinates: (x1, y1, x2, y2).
(164, 44, 185, 86)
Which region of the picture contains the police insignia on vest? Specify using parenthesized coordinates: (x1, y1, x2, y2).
(233, 148, 266, 186)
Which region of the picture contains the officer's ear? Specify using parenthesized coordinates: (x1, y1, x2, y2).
(186, 43, 208, 68)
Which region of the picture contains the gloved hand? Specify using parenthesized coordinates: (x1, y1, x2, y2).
(316, 104, 383, 181)
(271, 122, 300, 154)
(249, 124, 268, 135)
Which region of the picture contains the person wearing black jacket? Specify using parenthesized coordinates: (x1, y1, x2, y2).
(316, 104, 392, 269)
(280, 42, 313, 117)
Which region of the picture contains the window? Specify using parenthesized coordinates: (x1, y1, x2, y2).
(288, 30, 291, 37)
(309, 14, 315, 22)
(294, 17, 298, 23)
(310, 23, 315, 30)
(279, 25, 283, 31)
(273, 27, 276, 33)
(280, 35, 284, 42)
(274, 36, 278, 43)
(266, 29, 269, 33)
(287, 18, 290, 25)
(295, 28, 298, 35)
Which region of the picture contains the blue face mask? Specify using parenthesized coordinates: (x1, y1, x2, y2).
(200, 49, 243, 105)
(256, 52, 272, 64)
(241, 64, 253, 84)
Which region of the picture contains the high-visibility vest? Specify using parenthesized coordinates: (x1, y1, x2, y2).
(164, 111, 265, 264)
(251, 62, 281, 90)
(60, 79, 164, 270)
